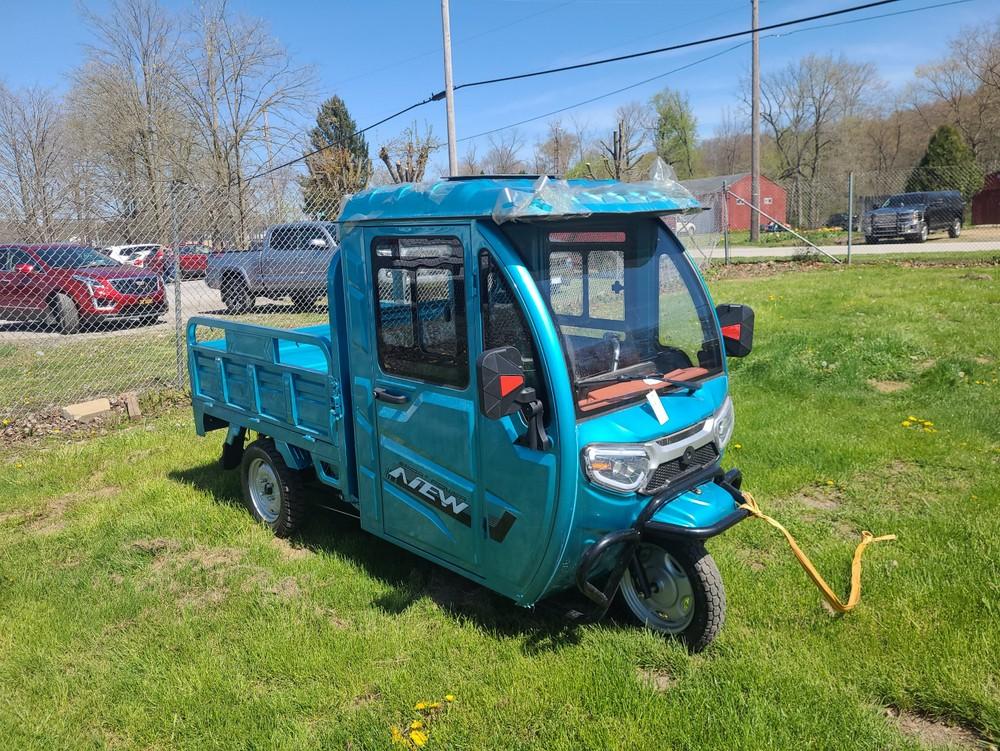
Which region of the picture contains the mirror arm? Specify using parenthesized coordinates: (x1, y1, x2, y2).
(513, 390, 551, 451)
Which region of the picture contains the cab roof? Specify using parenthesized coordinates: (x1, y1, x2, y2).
(338, 174, 701, 225)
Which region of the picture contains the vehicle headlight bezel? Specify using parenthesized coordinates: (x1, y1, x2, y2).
(714, 396, 735, 449)
(582, 443, 650, 494)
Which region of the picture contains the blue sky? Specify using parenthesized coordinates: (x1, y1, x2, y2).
(2, 0, 995, 172)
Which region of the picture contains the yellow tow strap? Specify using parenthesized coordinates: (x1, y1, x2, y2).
(738, 492, 896, 613)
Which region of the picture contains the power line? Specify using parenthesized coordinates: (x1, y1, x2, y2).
(241, 0, 951, 184)
(444, 0, 905, 96)
(456, 0, 972, 146)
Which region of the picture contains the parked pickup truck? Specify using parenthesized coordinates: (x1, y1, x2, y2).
(205, 221, 338, 313)
(862, 190, 964, 243)
(188, 174, 758, 650)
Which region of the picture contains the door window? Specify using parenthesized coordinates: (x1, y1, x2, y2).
(479, 250, 545, 402)
(373, 236, 467, 388)
(7, 249, 35, 270)
(269, 226, 300, 251)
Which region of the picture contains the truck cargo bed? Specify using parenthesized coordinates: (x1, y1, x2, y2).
(187, 316, 349, 492)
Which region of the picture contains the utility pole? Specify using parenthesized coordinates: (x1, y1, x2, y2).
(750, 0, 761, 242)
(441, 0, 458, 176)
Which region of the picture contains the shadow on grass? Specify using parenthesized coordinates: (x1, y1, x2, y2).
(169, 460, 584, 655)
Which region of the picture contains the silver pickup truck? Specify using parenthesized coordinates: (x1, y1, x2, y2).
(206, 221, 338, 313)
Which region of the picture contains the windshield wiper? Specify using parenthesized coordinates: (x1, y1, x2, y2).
(575, 370, 702, 396)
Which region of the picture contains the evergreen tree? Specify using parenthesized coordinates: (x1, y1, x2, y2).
(905, 125, 983, 202)
(302, 96, 371, 218)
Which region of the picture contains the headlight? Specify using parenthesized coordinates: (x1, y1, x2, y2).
(582, 444, 649, 494)
(714, 396, 735, 449)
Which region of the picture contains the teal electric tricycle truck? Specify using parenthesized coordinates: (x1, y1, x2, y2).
(188, 172, 755, 650)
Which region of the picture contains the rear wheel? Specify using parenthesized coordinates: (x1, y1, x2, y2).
(948, 217, 961, 238)
(49, 293, 80, 334)
(221, 276, 253, 314)
(239, 439, 307, 538)
(619, 539, 725, 652)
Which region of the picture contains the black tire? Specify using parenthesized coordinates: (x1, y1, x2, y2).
(49, 293, 80, 334)
(618, 539, 725, 652)
(865, 235, 878, 245)
(221, 276, 253, 314)
(239, 438, 307, 538)
(948, 217, 961, 238)
(290, 292, 318, 312)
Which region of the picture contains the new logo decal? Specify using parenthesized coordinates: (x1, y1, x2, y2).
(387, 464, 471, 526)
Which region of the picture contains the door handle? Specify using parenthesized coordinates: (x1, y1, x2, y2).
(374, 387, 408, 405)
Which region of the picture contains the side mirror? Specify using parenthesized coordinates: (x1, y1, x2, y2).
(476, 346, 551, 450)
(716, 303, 754, 357)
(14, 263, 35, 274)
(477, 346, 530, 419)
(309, 237, 328, 249)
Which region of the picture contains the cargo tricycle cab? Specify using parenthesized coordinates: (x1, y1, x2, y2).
(191, 173, 756, 650)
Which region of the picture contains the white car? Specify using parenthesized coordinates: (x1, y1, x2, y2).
(101, 244, 162, 268)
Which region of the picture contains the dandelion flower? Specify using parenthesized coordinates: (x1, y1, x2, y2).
(733, 443, 742, 449)
(410, 729, 429, 747)
(445, 694, 455, 702)
(901, 421, 911, 427)
(428, 702, 442, 709)
(414, 702, 427, 711)
(411, 720, 424, 730)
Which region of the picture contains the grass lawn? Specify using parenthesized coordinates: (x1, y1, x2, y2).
(0, 264, 998, 750)
(725, 227, 850, 247)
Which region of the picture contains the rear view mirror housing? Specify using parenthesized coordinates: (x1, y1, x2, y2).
(716, 304, 754, 357)
(477, 346, 551, 451)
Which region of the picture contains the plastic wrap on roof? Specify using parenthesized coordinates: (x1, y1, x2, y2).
(338, 179, 465, 223)
(491, 157, 699, 224)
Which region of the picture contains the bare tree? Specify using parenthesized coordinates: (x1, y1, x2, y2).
(378, 122, 441, 183)
(459, 145, 481, 176)
(482, 129, 526, 174)
(701, 107, 749, 176)
(597, 103, 647, 181)
(532, 119, 579, 176)
(176, 0, 315, 243)
(0, 85, 66, 241)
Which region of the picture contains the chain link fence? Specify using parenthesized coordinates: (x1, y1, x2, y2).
(1, 164, 998, 421)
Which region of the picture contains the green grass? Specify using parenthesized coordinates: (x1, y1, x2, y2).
(0, 309, 328, 417)
(726, 227, 850, 247)
(1, 265, 998, 750)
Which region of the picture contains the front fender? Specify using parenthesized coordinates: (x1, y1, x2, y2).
(644, 474, 748, 540)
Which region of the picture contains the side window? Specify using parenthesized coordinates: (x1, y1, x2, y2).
(479, 250, 546, 403)
(9, 250, 35, 269)
(549, 251, 582, 316)
(0, 250, 10, 271)
(301, 226, 328, 249)
(269, 226, 297, 251)
(373, 236, 467, 388)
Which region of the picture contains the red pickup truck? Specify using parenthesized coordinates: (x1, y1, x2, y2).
(0, 244, 167, 334)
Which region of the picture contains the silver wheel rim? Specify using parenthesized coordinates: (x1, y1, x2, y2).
(247, 457, 281, 523)
(953, 219, 960, 236)
(921, 223, 928, 240)
(620, 543, 695, 633)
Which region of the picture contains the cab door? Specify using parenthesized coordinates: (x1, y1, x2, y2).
(367, 227, 480, 571)
(472, 241, 560, 598)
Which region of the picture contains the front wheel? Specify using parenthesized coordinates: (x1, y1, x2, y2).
(911, 221, 929, 243)
(240, 439, 307, 537)
(618, 539, 725, 651)
(221, 277, 253, 314)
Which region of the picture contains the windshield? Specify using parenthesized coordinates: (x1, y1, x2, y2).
(515, 223, 724, 417)
(882, 194, 926, 208)
(36, 246, 122, 269)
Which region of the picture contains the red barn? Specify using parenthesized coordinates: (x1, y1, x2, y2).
(972, 172, 1000, 225)
(680, 172, 788, 232)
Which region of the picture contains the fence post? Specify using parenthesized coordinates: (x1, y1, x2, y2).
(847, 171, 854, 265)
(722, 181, 730, 265)
(170, 184, 184, 390)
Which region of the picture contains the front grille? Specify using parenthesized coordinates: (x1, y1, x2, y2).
(642, 441, 719, 494)
(872, 214, 896, 228)
(108, 277, 159, 296)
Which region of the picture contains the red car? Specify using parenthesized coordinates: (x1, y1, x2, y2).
(145, 244, 214, 279)
(0, 244, 167, 334)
